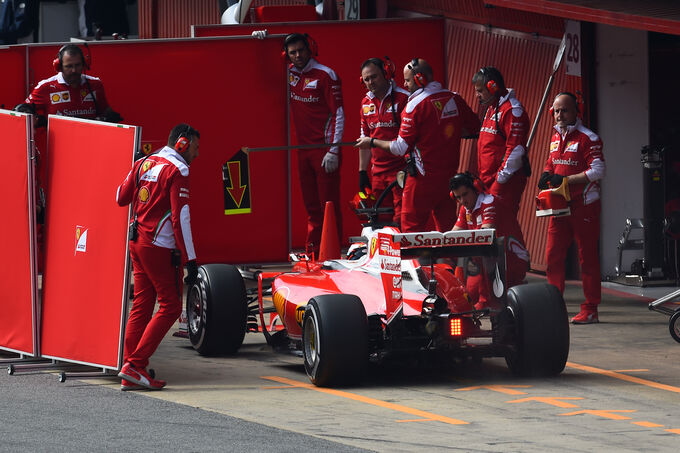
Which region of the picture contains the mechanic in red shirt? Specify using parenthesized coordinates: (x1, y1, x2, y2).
(450, 172, 529, 310)
(116, 123, 200, 390)
(285, 33, 344, 255)
(472, 66, 530, 215)
(356, 58, 479, 232)
(25, 44, 121, 124)
(538, 92, 606, 324)
(358, 57, 410, 225)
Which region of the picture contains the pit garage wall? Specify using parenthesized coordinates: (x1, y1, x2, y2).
(444, 19, 580, 272)
(595, 25, 649, 277)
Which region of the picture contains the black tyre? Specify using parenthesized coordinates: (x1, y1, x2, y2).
(504, 283, 569, 377)
(669, 309, 680, 344)
(187, 264, 248, 356)
(303, 294, 368, 387)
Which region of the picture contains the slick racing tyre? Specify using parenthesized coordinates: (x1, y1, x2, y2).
(303, 294, 368, 387)
(504, 283, 569, 377)
(187, 264, 248, 356)
(669, 309, 680, 344)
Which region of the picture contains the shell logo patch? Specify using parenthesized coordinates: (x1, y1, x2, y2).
(289, 74, 300, 86)
(363, 103, 376, 115)
(550, 141, 559, 152)
(444, 123, 455, 138)
(50, 91, 70, 104)
(138, 186, 150, 202)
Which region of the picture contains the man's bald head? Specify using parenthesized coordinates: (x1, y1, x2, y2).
(403, 58, 433, 93)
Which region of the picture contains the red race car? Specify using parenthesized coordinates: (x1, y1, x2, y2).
(185, 223, 569, 387)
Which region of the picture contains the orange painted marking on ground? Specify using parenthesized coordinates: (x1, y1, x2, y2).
(612, 369, 649, 373)
(665, 429, 680, 434)
(507, 396, 582, 408)
(633, 421, 664, 428)
(567, 362, 680, 393)
(559, 409, 636, 420)
(261, 376, 469, 425)
(456, 385, 531, 395)
(396, 419, 436, 423)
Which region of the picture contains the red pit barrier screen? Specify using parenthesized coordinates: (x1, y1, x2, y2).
(40, 117, 138, 369)
(0, 110, 37, 355)
(0, 46, 27, 111)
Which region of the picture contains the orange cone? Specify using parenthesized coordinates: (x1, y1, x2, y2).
(318, 201, 340, 262)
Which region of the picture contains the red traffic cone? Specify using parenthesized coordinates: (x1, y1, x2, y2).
(318, 201, 340, 262)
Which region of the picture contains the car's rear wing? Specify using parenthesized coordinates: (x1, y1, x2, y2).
(392, 229, 498, 260)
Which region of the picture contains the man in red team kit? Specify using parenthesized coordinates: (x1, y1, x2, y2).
(538, 92, 606, 324)
(356, 58, 479, 232)
(472, 66, 530, 214)
(25, 44, 121, 123)
(285, 33, 344, 255)
(358, 57, 410, 225)
(116, 124, 200, 390)
(450, 172, 529, 309)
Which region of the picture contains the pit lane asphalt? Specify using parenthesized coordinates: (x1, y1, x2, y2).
(2, 275, 679, 452)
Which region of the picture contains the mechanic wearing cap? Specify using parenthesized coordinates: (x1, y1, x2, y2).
(450, 172, 529, 310)
(356, 58, 479, 232)
(115, 123, 200, 390)
(538, 92, 605, 324)
(285, 33, 344, 255)
(472, 66, 530, 216)
(358, 57, 410, 225)
(25, 44, 121, 125)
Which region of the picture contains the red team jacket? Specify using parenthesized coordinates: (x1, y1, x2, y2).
(476, 89, 529, 188)
(390, 82, 479, 177)
(454, 192, 529, 263)
(116, 146, 196, 263)
(289, 58, 344, 151)
(26, 73, 110, 119)
(359, 83, 410, 176)
(543, 119, 605, 205)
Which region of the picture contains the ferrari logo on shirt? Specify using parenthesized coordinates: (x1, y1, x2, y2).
(141, 163, 166, 182)
(303, 78, 318, 90)
(289, 74, 300, 86)
(81, 89, 95, 102)
(75, 225, 88, 254)
(141, 160, 153, 173)
(386, 102, 398, 113)
(433, 100, 443, 111)
(363, 103, 376, 115)
(50, 91, 71, 104)
(438, 98, 459, 119)
(565, 141, 579, 152)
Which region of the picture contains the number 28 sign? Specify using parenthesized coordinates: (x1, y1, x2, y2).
(565, 20, 581, 77)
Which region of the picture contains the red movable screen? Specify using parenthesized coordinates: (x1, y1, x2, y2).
(0, 110, 37, 355)
(40, 117, 137, 369)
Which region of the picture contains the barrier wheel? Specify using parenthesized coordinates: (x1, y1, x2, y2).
(7, 364, 14, 375)
(58, 372, 66, 383)
(669, 310, 680, 344)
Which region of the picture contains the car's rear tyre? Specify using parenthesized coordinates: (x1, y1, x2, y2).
(669, 309, 680, 344)
(303, 294, 368, 387)
(504, 283, 569, 377)
(187, 264, 248, 356)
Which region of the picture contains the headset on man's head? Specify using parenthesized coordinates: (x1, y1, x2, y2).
(53, 44, 91, 73)
(449, 172, 485, 200)
(282, 33, 318, 60)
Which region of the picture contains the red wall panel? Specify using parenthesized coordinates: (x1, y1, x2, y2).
(0, 46, 26, 110)
(27, 38, 290, 264)
(193, 18, 446, 249)
(444, 19, 577, 271)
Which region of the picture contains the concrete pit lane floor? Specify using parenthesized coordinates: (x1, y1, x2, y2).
(2, 274, 680, 452)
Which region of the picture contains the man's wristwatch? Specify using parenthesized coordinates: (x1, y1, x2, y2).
(370, 137, 375, 147)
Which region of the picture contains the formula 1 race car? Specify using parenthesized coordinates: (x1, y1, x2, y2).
(185, 220, 570, 386)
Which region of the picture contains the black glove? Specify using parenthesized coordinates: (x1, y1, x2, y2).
(550, 173, 564, 188)
(538, 172, 552, 190)
(184, 260, 198, 285)
(358, 170, 371, 192)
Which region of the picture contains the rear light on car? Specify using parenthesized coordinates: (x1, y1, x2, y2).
(449, 318, 462, 336)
